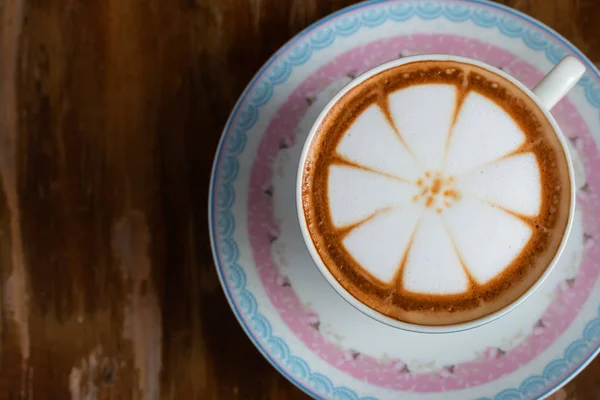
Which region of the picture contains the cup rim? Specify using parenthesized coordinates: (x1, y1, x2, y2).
(296, 53, 577, 334)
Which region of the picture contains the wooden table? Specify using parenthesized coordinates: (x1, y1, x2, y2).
(0, 0, 598, 398)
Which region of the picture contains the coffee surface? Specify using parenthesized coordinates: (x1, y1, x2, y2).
(301, 60, 571, 326)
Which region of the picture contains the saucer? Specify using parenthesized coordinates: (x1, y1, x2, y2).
(208, 1, 600, 398)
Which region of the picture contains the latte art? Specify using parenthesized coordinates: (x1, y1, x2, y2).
(301, 61, 571, 325)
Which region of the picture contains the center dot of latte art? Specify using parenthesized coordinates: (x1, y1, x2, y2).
(413, 171, 461, 213)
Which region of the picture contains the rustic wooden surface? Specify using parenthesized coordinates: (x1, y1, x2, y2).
(0, 0, 599, 399)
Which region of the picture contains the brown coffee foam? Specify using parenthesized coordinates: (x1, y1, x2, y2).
(301, 61, 571, 326)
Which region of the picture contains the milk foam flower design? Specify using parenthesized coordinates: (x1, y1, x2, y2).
(328, 83, 541, 294)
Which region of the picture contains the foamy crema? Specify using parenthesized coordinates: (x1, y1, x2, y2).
(301, 61, 571, 326)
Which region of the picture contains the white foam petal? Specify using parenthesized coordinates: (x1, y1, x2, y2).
(445, 91, 526, 175)
(388, 84, 456, 171)
(456, 153, 541, 216)
(328, 165, 417, 227)
(402, 211, 469, 294)
(343, 204, 423, 283)
(337, 105, 422, 181)
(443, 198, 533, 284)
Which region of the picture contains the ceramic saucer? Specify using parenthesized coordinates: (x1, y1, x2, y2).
(209, 1, 600, 398)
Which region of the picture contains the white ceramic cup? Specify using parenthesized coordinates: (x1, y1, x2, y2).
(296, 54, 585, 334)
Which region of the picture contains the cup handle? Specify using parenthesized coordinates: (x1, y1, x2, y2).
(532, 56, 586, 110)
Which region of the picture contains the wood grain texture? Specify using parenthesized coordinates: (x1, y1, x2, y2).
(0, 0, 598, 399)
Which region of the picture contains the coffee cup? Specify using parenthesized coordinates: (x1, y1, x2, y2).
(296, 54, 585, 333)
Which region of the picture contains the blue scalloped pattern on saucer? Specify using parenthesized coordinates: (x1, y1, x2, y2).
(210, 1, 600, 399)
